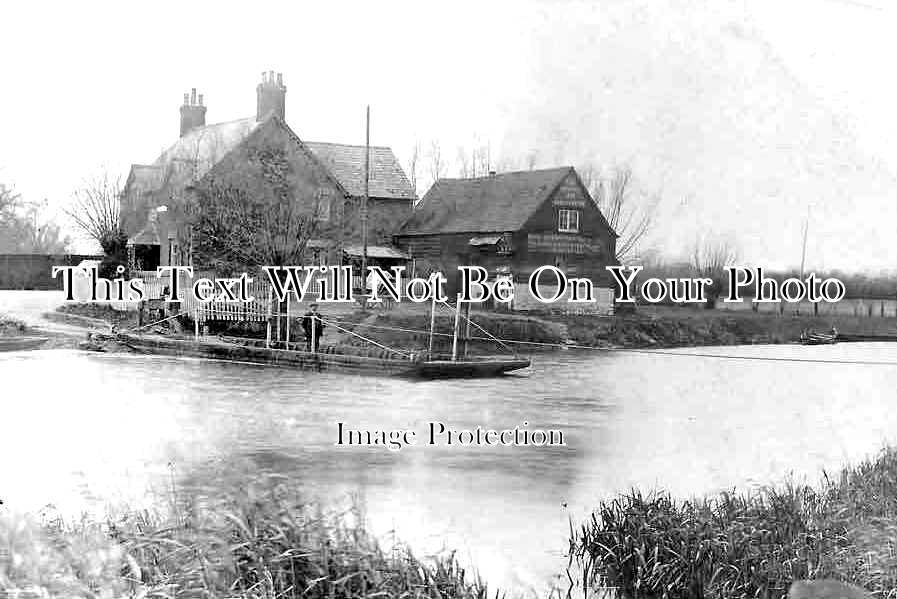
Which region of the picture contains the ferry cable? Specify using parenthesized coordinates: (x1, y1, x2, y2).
(319, 318, 897, 367)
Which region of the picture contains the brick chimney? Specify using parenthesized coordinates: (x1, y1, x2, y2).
(256, 71, 286, 121)
(179, 88, 206, 137)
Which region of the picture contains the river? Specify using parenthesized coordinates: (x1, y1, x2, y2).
(2, 341, 897, 595)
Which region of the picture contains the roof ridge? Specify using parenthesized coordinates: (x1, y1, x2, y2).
(304, 140, 394, 150)
(197, 115, 258, 128)
(436, 166, 573, 183)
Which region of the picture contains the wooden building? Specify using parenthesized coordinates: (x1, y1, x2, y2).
(120, 72, 416, 275)
(394, 167, 619, 312)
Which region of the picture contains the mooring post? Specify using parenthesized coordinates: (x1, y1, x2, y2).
(266, 285, 272, 349)
(428, 291, 436, 357)
(285, 293, 291, 350)
(462, 302, 472, 358)
(451, 298, 462, 362)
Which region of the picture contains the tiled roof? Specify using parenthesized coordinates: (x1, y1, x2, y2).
(397, 167, 574, 236)
(124, 117, 415, 202)
(153, 117, 261, 183)
(304, 142, 416, 201)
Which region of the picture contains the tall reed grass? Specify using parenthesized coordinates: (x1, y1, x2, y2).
(568, 448, 897, 598)
(0, 476, 493, 599)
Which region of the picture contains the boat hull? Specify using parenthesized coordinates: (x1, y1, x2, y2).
(0, 336, 49, 352)
(408, 358, 531, 378)
(115, 334, 530, 378)
(800, 333, 837, 345)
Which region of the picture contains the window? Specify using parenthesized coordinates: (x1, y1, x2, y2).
(558, 209, 580, 233)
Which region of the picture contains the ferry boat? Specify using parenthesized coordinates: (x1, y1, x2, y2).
(114, 332, 531, 378)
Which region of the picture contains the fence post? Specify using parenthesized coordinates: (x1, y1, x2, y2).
(286, 293, 291, 350)
(266, 285, 272, 348)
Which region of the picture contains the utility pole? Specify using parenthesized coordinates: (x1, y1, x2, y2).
(361, 105, 370, 307)
(799, 206, 810, 280)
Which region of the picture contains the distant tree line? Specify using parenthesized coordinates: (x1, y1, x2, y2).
(0, 182, 70, 254)
(635, 253, 897, 303)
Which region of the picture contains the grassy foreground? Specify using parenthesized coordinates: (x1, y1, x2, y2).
(569, 448, 897, 598)
(0, 477, 491, 599)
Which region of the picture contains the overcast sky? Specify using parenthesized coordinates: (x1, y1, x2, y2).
(1, 0, 895, 272)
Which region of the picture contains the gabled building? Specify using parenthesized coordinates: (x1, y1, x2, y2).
(394, 167, 619, 312)
(120, 72, 416, 273)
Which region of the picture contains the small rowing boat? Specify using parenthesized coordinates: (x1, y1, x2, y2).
(799, 331, 837, 345)
(0, 336, 49, 352)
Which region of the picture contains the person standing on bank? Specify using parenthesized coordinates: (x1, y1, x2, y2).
(302, 303, 325, 352)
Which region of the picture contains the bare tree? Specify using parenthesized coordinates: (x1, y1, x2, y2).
(407, 141, 421, 201)
(427, 140, 444, 186)
(66, 171, 126, 256)
(192, 146, 324, 272)
(456, 145, 471, 178)
(0, 183, 26, 251)
(690, 236, 738, 309)
(0, 183, 69, 253)
(473, 142, 491, 177)
(192, 145, 326, 343)
(22, 199, 70, 254)
(584, 164, 657, 263)
(526, 150, 539, 171)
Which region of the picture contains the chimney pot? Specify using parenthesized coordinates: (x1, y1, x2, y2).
(257, 70, 286, 121)
(180, 88, 207, 136)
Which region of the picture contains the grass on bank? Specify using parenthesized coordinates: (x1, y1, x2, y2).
(569, 448, 897, 599)
(0, 476, 493, 599)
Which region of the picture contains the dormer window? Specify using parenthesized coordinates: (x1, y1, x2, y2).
(558, 209, 580, 233)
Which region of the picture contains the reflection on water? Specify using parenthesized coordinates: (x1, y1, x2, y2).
(2, 344, 897, 593)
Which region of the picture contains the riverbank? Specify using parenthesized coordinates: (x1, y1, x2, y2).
(557, 305, 897, 348)
(52, 302, 897, 351)
(569, 447, 897, 598)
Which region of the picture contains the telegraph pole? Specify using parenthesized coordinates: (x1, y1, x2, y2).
(361, 106, 370, 307)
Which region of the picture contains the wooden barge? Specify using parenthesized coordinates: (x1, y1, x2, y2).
(114, 333, 531, 378)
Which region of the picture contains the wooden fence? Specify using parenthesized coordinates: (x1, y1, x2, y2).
(123, 270, 341, 323)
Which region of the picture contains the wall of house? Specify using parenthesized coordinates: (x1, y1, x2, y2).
(342, 197, 413, 247)
(395, 172, 619, 312)
(518, 171, 617, 287)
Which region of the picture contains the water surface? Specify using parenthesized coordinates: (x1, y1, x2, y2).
(2, 343, 897, 594)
